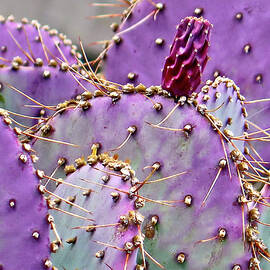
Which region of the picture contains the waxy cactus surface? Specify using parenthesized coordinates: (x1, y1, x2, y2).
(49, 158, 140, 270)
(105, 0, 270, 166)
(0, 115, 50, 269)
(0, 1, 270, 270)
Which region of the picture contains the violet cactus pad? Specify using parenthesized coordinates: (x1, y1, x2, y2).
(0, 114, 50, 269)
(31, 76, 246, 183)
(0, 15, 80, 66)
(0, 16, 95, 127)
(0, 65, 92, 127)
(28, 75, 268, 268)
(0, 2, 269, 269)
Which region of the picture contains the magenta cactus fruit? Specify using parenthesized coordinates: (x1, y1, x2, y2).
(0, 115, 50, 269)
(161, 16, 212, 96)
(49, 156, 140, 269)
(104, 0, 270, 166)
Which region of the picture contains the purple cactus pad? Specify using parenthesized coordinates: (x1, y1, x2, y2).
(0, 116, 50, 269)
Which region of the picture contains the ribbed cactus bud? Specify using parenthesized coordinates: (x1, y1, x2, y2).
(161, 16, 212, 96)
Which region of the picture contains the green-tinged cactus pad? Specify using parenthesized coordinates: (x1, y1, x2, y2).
(32, 77, 246, 183)
(252, 185, 270, 269)
(48, 158, 140, 270)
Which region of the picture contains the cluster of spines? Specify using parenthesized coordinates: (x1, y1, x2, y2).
(44, 148, 146, 269)
(0, 14, 81, 66)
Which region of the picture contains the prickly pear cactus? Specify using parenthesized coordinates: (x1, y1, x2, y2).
(27, 74, 270, 268)
(104, 0, 270, 165)
(31, 76, 246, 180)
(0, 114, 51, 269)
(0, 1, 270, 270)
(0, 15, 79, 66)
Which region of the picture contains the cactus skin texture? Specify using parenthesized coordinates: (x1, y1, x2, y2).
(105, 0, 270, 165)
(0, 15, 79, 66)
(0, 16, 90, 127)
(0, 66, 89, 127)
(32, 77, 246, 182)
(161, 16, 212, 96)
(48, 157, 140, 270)
(137, 153, 246, 269)
(29, 76, 266, 269)
(0, 115, 51, 269)
(0, 2, 270, 270)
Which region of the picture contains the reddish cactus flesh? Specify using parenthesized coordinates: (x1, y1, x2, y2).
(162, 16, 212, 96)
